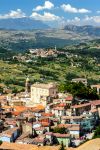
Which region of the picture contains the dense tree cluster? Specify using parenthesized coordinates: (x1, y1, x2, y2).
(58, 82, 99, 100)
(93, 125, 100, 138)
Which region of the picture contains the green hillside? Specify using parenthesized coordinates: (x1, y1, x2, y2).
(0, 41, 100, 94)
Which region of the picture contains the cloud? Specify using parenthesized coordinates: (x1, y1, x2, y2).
(61, 4, 91, 13)
(97, 10, 100, 14)
(0, 9, 26, 19)
(30, 12, 60, 22)
(66, 15, 100, 25)
(84, 15, 100, 23)
(33, 1, 54, 11)
(67, 17, 80, 24)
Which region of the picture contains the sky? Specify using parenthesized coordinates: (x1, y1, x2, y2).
(0, 0, 100, 27)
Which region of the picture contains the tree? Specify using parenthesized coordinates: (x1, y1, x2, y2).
(59, 141, 65, 150)
(53, 127, 67, 134)
(93, 125, 100, 138)
(0, 140, 2, 145)
(58, 82, 99, 100)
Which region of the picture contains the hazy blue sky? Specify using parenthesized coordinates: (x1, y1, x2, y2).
(0, 0, 100, 26)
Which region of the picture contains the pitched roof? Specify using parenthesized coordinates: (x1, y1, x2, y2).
(53, 133, 70, 138)
(66, 96, 73, 101)
(71, 103, 90, 109)
(90, 100, 100, 106)
(42, 113, 54, 117)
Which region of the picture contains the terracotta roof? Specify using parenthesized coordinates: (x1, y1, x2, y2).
(14, 106, 27, 112)
(41, 122, 49, 127)
(45, 132, 53, 136)
(66, 96, 73, 101)
(90, 100, 100, 106)
(29, 105, 45, 112)
(57, 103, 66, 107)
(57, 124, 71, 128)
(90, 109, 98, 113)
(0, 95, 7, 100)
(69, 126, 80, 131)
(53, 133, 70, 138)
(57, 124, 80, 131)
(42, 113, 54, 117)
(71, 103, 90, 109)
(12, 111, 22, 116)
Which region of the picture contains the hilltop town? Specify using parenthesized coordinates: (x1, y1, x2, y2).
(0, 43, 100, 149)
(0, 72, 100, 149)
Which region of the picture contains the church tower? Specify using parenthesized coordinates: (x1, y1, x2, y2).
(55, 45, 57, 51)
(25, 77, 30, 93)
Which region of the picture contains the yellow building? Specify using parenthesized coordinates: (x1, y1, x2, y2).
(31, 83, 58, 106)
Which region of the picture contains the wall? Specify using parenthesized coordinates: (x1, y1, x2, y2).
(70, 130, 80, 138)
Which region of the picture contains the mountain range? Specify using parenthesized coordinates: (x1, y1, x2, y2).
(64, 25, 100, 36)
(0, 18, 100, 51)
(0, 17, 49, 30)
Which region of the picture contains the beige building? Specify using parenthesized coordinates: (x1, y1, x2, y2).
(31, 83, 58, 106)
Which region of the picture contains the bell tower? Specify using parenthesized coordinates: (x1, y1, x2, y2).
(25, 77, 30, 93)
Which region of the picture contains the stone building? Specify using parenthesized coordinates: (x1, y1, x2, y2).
(31, 83, 58, 106)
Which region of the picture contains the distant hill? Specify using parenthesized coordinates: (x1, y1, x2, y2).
(0, 47, 15, 59)
(0, 17, 49, 30)
(0, 24, 100, 51)
(64, 25, 100, 36)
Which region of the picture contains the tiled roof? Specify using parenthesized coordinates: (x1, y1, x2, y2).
(12, 111, 22, 116)
(53, 133, 70, 138)
(42, 113, 54, 117)
(57, 124, 80, 131)
(57, 124, 71, 128)
(90, 109, 98, 113)
(71, 103, 90, 109)
(57, 103, 66, 107)
(41, 122, 49, 127)
(66, 96, 73, 101)
(45, 132, 53, 136)
(0, 95, 7, 100)
(90, 100, 100, 106)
